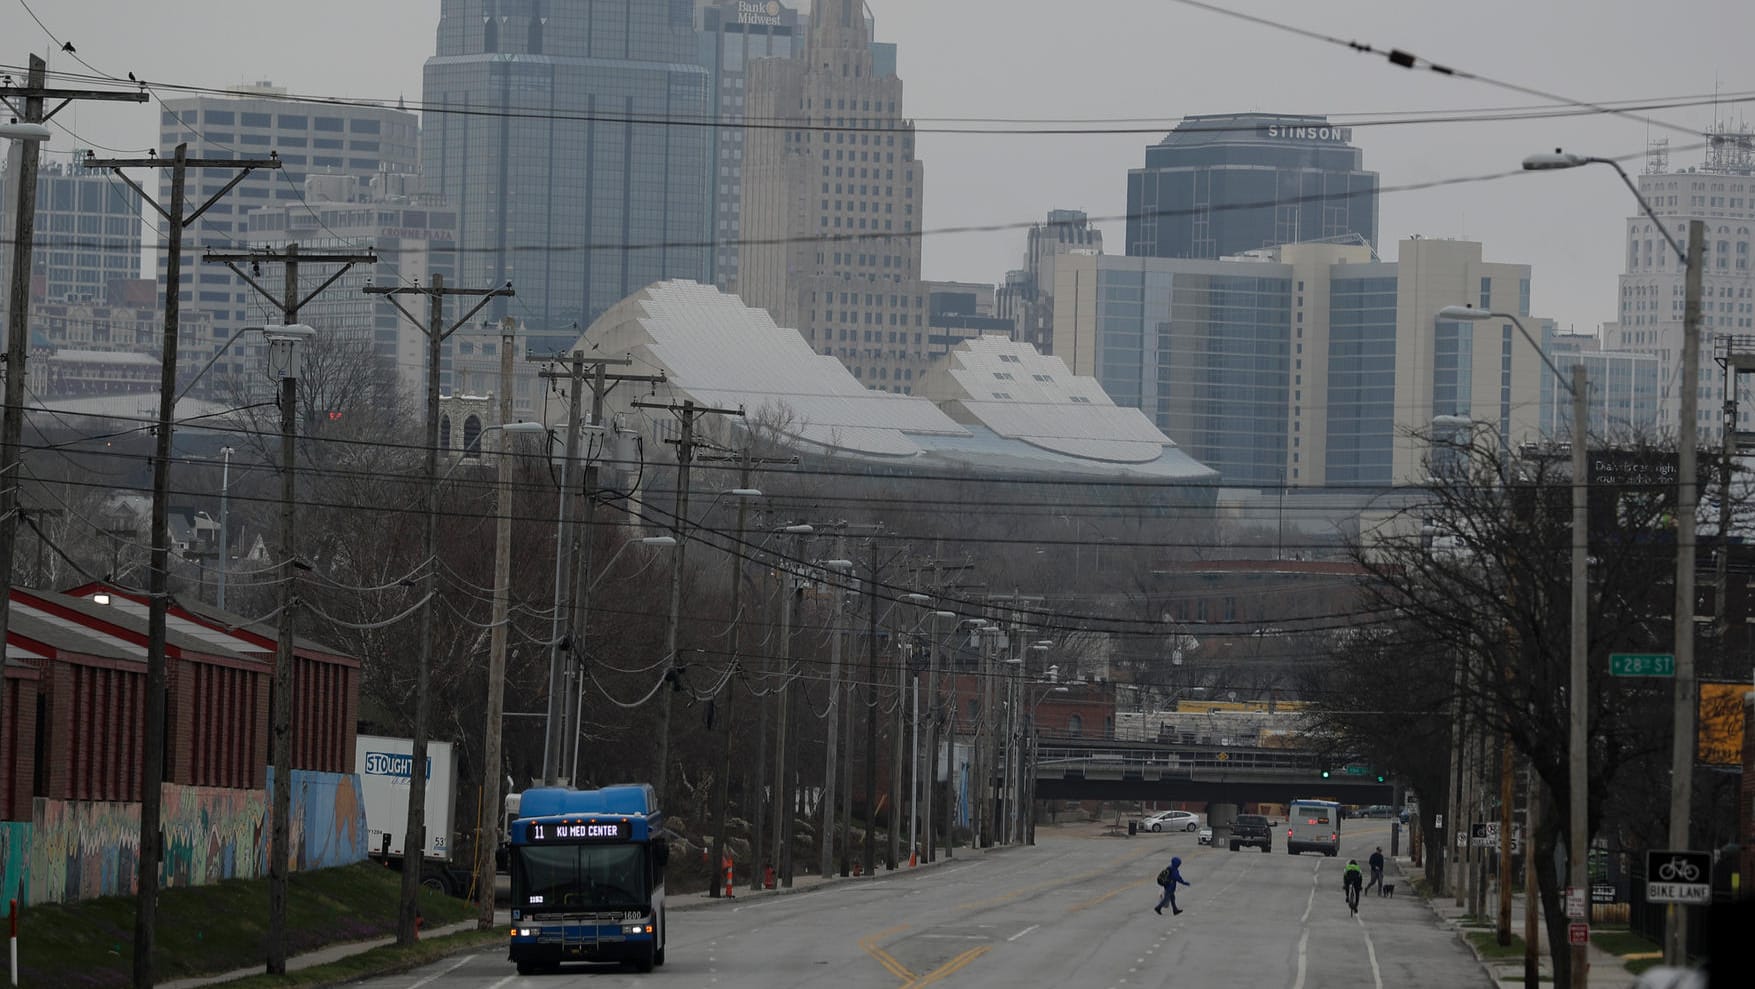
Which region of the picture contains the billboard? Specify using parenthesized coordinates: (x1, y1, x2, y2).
(1697, 681, 1749, 766)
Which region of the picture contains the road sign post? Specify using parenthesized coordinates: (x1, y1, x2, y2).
(1645, 850, 1710, 904)
(1610, 653, 1675, 677)
(1565, 886, 1586, 920)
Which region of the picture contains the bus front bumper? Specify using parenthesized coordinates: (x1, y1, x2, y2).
(509, 922, 655, 963)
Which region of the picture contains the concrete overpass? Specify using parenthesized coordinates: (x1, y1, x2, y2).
(1029, 735, 1394, 806)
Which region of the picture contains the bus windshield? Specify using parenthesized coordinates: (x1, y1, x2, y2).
(513, 843, 648, 911)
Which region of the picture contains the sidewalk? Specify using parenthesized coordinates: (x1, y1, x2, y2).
(1399, 855, 1632, 988)
(159, 913, 509, 989)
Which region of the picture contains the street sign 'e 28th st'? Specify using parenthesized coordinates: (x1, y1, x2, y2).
(1610, 653, 1674, 677)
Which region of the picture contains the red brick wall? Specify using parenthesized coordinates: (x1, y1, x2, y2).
(1, 671, 39, 820)
(169, 656, 270, 790)
(49, 660, 145, 802)
(294, 657, 356, 774)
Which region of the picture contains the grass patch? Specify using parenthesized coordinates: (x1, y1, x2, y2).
(1626, 956, 1663, 976)
(1591, 926, 1660, 958)
(1465, 929, 1528, 959)
(213, 927, 506, 988)
(22, 862, 476, 989)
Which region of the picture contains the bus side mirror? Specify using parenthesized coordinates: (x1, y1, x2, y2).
(653, 842, 670, 869)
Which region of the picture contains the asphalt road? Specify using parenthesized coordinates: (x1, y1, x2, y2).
(354, 821, 1488, 989)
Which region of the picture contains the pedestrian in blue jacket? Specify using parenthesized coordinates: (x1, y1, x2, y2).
(1154, 856, 1191, 915)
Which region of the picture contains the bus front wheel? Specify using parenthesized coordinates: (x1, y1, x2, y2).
(632, 944, 655, 973)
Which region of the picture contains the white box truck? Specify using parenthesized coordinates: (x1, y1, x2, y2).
(355, 734, 469, 895)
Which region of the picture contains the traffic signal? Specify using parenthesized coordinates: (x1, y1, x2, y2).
(1320, 769, 1331, 779)
(1376, 774, 1386, 783)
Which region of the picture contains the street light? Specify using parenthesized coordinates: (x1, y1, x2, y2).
(1439, 302, 1589, 973)
(1523, 148, 1707, 974)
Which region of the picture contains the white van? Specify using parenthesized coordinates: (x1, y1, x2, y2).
(1287, 798, 1341, 856)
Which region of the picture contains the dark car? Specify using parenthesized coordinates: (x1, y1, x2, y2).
(1356, 804, 1396, 819)
(1229, 814, 1273, 853)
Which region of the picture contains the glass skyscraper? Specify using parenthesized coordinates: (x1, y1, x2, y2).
(422, 0, 712, 336)
(1126, 113, 1378, 261)
(699, 0, 800, 293)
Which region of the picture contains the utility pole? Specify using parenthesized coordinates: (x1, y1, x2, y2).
(217, 447, 233, 609)
(532, 355, 660, 784)
(864, 538, 879, 877)
(201, 242, 375, 975)
(366, 276, 514, 946)
(823, 529, 848, 879)
(776, 558, 800, 886)
(479, 316, 517, 929)
(86, 142, 279, 989)
(709, 459, 754, 897)
(891, 611, 905, 870)
(0, 65, 145, 907)
(1665, 218, 1706, 969)
(629, 398, 744, 806)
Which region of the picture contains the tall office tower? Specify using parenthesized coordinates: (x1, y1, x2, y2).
(157, 83, 420, 382)
(423, 0, 712, 342)
(740, 0, 931, 392)
(1126, 113, 1378, 261)
(1600, 131, 1755, 443)
(1543, 331, 1659, 440)
(995, 209, 1103, 355)
(700, 0, 801, 293)
(1055, 238, 1544, 488)
(0, 156, 141, 310)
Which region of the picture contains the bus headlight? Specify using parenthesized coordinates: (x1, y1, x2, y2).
(623, 923, 654, 934)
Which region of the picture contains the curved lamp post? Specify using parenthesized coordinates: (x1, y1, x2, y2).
(1525, 148, 1705, 973)
(1439, 303, 1589, 976)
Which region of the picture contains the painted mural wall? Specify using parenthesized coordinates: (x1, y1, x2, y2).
(265, 769, 368, 871)
(0, 822, 29, 912)
(25, 772, 366, 905)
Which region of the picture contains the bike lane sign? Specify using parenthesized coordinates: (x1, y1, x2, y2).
(1645, 850, 1711, 904)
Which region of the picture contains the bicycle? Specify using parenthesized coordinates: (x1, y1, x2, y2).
(1345, 881, 1361, 915)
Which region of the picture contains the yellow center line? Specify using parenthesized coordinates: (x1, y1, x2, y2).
(859, 923, 916, 984)
(904, 944, 992, 989)
(1068, 875, 1155, 913)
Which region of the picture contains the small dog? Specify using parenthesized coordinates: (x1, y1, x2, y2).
(1381, 883, 1396, 897)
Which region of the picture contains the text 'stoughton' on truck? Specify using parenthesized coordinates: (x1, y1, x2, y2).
(355, 734, 473, 895)
(507, 784, 670, 975)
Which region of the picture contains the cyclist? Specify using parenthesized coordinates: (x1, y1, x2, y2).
(1342, 859, 1364, 914)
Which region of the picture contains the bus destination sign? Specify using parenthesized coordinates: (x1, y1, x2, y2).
(528, 819, 631, 843)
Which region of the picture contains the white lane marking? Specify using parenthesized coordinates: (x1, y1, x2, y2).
(1361, 919, 1384, 988)
(1006, 924, 1039, 942)
(1292, 929, 1310, 989)
(406, 953, 477, 989)
(1299, 885, 1316, 924)
(484, 977, 516, 989)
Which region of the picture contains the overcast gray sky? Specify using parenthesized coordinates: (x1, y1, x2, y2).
(5, 0, 1754, 334)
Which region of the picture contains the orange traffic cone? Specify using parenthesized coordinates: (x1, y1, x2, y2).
(722, 855, 735, 898)
(908, 846, 918, 868)
(764, 865, 776, 889)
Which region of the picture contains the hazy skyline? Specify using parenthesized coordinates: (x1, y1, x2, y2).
(4, 0, 1754, 334)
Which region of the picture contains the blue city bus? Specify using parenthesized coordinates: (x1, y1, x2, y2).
(507, 784, 669, 974)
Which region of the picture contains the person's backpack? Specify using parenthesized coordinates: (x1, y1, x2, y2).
(1156, 866, 1171, 886)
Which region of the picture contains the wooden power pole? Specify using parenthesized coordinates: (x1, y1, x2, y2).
(202, 243, 375, 973)
(86, 143, 281, 989)
(365, 276, 514, 945)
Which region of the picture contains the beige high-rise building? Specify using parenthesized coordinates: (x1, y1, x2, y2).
(740, 0, 931, 393)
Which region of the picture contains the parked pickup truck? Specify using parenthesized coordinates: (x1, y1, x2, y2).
(1228, 813, 1273, 853)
